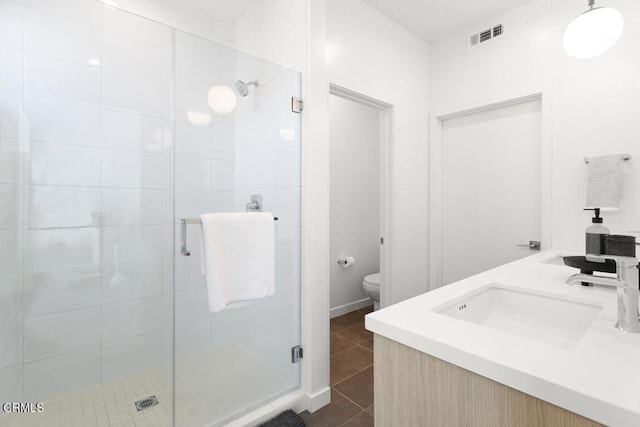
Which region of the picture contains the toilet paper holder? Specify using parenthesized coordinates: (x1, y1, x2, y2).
(337, 256, 356, 268)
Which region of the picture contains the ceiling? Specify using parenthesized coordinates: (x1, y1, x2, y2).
(360, 0, 535, 43)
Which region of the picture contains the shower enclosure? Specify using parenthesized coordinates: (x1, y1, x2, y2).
(0, 2, 301, 426)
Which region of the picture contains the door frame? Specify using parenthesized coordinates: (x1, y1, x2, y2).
(329, 83, 394, 309)
(428, 92, 553, 289)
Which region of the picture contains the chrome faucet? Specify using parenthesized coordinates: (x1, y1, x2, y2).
(566, 254, 640, 333)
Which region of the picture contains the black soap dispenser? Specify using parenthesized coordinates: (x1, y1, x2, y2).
(584, 208, 609, 255)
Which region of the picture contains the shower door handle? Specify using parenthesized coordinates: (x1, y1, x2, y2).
(180, 218, 201, 256)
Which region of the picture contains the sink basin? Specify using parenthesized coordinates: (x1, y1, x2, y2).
(435, 284, 602, 349)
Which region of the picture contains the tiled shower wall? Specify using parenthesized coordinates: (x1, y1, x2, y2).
(0, 0, 175, 403)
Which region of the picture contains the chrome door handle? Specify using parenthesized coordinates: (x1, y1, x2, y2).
(517, 240, 540, 250)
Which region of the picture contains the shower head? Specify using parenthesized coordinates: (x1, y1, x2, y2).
(234, 79, 259, 98)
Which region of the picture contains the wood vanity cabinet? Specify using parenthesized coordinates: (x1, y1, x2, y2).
(373, 335, 602, 427)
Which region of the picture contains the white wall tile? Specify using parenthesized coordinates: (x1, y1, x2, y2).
(175, 120, 213, 158)
(174, 89, 211, 125)
(23, 307, 99, 362)
(245, 152, 277, 189)
(101, 226, 141, 265)
(102, 188, 141, 226)
(141, 153, 163, 188)
(23, 346, 100, 402)
(0, 321, 21, 368)
(25, 54, 100, 106)
(0, 47, 23, 93)
(161, 294, 172, 330)
(103, 32, 163, 82)
(0, 139, 23, 184)
(276, 145, 300, 187)
(101, 331, 162, 382)
(175, 30, 213, 62)
(27, 228, 100, 273)
(211, 191, 234, 212)
(175, 53, 212, 94)
(101, 295, 162, 343)
(274, 262, 299, 310)
(0, 230, 22, 276)
(102, 4, 163, 47)
(0, 184, 22, 229)
(175, 190, 211, 220)
(0, 365, 21, 403)
(174, 256, 205, 292)
(175, 156, 211, 190)
(101, 149, 141, 188)
(275, 186, 300, 227)
(174, 319, 212, 358)
(0, 275, 20, 323)
(212, 159, 234, 191)
(25, 2, 101, 65)
(29, 186, 100, 228)
(141, 189, 163, 225)
(102, 109, 163, 153)
(275, 225, 300, 269)
(0, 0, 24, 49)
(174, 288, 209, 325)
(30, 142, 100, 186)
(141, 225, 163, 262)
(25, 96, 101, 146)
(102, 261, 162, 304)
(212, 117, 235, 161)
(103, 71, 163, 118)
(0, 91, 25, 139)
(23, 267, 101, 316)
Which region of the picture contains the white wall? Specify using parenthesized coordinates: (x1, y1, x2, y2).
(327, 0, 431, 305)
(329, 95, 379, 315)
(430, 0, 640, 258)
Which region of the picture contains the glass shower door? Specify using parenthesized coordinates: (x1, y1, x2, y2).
(172, 31, 302, 426)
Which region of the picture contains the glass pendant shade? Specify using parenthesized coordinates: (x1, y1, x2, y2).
(563, 5, 624, 59)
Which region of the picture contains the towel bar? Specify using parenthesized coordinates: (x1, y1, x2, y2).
(180, 215, 278, 257)
(583, 154, 631, 163)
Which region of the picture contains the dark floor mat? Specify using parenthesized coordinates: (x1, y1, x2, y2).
(259, 409, 306, 427)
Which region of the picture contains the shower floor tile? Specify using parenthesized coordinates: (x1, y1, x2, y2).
(3, 345, 285, 427)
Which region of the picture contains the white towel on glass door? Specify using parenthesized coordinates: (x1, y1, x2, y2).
(585, 154, 623, 209)
(200, 212, 275, 312)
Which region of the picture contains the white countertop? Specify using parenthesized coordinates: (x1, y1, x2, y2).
(365, 250, 640, 426)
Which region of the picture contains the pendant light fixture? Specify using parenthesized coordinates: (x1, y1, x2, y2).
(563, 0, 624, 59)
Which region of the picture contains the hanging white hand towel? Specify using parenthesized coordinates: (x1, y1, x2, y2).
(585, 154, 623, 209)
(200, 212, 275, 312)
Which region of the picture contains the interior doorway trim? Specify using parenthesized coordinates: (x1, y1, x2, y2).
(428, 92, 553, 289)
(329, 83, 395, 309)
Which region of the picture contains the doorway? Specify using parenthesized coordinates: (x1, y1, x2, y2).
(328, 85, 393, 316)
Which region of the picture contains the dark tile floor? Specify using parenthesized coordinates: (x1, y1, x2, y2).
(300, 306, 374, 427)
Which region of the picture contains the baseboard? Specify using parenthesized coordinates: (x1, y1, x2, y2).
(330, 298, 373, 319)
(232, 387, 330, 426)
(305, 386, 331, 413)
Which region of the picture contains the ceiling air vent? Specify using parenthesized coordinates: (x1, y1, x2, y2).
(469, 24, 504, 49)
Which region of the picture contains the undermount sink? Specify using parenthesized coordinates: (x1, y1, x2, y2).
(435, 284, 603, 349)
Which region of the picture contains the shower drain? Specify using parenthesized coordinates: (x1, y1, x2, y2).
(134, 395, 159, 412)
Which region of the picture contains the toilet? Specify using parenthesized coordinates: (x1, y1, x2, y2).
(362, 272, 381, 310)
